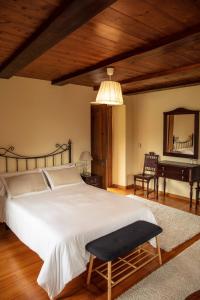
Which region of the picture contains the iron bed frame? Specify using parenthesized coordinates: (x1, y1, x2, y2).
(0, 139, 72, 173)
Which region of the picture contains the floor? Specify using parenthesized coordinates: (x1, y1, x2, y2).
(0, 188, 199, 300)
(108, 187, 200, 216)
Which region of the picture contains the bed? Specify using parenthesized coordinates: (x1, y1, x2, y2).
(0, 141, 157, 299)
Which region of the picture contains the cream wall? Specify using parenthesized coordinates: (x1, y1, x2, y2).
(0, 76, 95, 172)
(125, 85, 200, 198)
(2, 76, 199, 197)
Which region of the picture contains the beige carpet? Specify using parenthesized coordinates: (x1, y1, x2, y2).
(118, 239, 200, 300)
(127, 195, 200, 251)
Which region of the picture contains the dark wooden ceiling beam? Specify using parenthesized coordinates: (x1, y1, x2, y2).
(0, 0, 117, 79)
(94, 63, 200, 91)
(52, 24, 200, 86)
(124, 78, 200, 96)
(92, 61, 200, 90)
(121, 62, 200, 85)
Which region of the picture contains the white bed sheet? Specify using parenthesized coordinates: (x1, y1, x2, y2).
(3, 183, 156, 299)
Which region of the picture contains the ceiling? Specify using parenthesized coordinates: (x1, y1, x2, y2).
(1, 0, 200, 95)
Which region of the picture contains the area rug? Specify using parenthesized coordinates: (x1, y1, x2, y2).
(117, 239, 200, 300)
(127, 195, 200, 251)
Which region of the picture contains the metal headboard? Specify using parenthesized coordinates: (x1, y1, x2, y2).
(0, 139, 72, 173)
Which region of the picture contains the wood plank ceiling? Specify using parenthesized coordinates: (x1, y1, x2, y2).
(1, 0, 200, 95)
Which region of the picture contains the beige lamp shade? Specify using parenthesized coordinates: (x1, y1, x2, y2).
(96, 80, 123, 105)
(79, 151, 93, 161)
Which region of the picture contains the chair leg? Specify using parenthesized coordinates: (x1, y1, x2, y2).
(156, 177, 159, 200)
(196, 186, 200, 210)
(87, 255, 95, 285)
(154, 178, 156, 193)
(196, 189, 198, 210)
(147, 181, 149, 199)
(156, 236, 162, 265)
(107, 261, 112, 300)
(134, 177, 136, 194)
(142, 180, 144, 191)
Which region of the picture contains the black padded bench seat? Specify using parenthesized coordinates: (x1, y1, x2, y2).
(86, 220, 163, 300)
(86, 220, 162, 262)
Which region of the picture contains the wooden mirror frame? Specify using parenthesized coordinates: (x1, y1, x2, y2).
(163, 108, 199, 159)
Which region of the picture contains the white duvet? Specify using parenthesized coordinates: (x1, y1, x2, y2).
(3, 182, 156, 299)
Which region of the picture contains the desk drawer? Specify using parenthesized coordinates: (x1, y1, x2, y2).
(157, 165, 189, 181)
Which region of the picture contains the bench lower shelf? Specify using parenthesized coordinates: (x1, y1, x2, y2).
(90, 244, 161, 289)
(87, 239, 162, 300)
(93, 246, 160, 287)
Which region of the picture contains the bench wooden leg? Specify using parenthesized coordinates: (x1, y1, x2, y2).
(107, 261, 112, 300)
(156, 236, 162, 265)
(87, 255, 95, 285)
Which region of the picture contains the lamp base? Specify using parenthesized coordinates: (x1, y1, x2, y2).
(81, 171, 91, 177)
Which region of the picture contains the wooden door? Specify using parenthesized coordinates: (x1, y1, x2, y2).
(91, 104, 112, 189)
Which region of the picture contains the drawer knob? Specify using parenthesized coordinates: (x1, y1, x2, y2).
(181, 169, 184, 174)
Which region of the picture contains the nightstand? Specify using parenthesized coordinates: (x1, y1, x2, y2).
(81, 174, 102, 188)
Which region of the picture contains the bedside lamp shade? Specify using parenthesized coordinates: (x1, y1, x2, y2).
(79, 151, 93, 161)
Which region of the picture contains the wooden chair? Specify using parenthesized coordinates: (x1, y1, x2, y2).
(134, 152, 159, 198)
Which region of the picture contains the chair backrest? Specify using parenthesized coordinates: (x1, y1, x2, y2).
(143, 152, 159, 174)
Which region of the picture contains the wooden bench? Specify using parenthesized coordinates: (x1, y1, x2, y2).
(86, 220, 162, 300)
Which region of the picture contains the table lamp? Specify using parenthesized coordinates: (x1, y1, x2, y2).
(79, 151, 93, 176)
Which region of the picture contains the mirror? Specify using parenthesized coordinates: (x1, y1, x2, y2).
(163, 108, 199, 159)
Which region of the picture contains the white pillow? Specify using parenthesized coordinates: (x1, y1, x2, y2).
(43, 165, 83, 190)
(1, 169, 50, 198)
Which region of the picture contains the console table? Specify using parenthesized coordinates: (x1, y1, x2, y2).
(157, 160, 200, 208)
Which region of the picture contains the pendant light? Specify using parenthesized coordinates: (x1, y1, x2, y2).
(95, 67, 123, 105)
